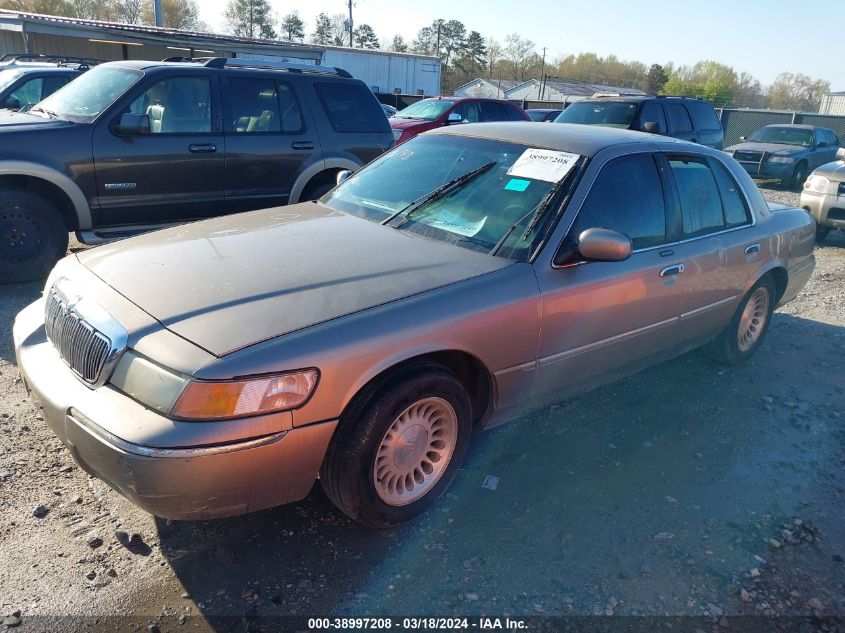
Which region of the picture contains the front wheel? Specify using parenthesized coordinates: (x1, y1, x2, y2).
(0, 189, 68, 284)
(788, 162, 807, 190)
(320, 362, 472, 528)
(708, 274, 776, 366)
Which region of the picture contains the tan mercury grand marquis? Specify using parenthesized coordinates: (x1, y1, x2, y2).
(14, 123, 816, 527)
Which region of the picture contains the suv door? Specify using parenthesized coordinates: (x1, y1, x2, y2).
(636, 100, 668, 134)
(533, 152, 682, 398)
(223, 74, 318, 212)
(686, 100, 724, 149)
(92, 70, 225, 226)
(2, 73, 71, 110)
(479, 101, 509, 122)
(664, 102, 696, 143)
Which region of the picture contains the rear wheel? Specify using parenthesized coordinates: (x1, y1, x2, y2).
(0, 189, 68, 284)
(709, 274, 776, 366)
(815, 223, 831, 243)
(320, 361, 472, 528)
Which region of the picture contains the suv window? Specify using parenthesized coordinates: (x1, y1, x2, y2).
(667, 157, 726, 237)
(314, 81, 387, 133)
(639, 101, 667, 133)
(453, 100, 481, 123)
(479, 101, 507, 122)
(571, 153, 667, 250)
(688, 101, 721, 131)
(229, 77, 302, 133)
(42, 76, 69, 99)
(9, 77, 45, 107)
(666, 103, 693, 132)
(127, 76, 211, 134)
(505, 105, 526, 121)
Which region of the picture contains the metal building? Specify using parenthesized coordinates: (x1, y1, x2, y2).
(505, 77, 646, 103)
(0, 9, 440, 95)
(819, 92, 845, 116)
(452, 78, 521, 99)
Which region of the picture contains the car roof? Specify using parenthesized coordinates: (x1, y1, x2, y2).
(526, 108, 561, 112)
(430, 121, 687, 157)
(0, 65, 80, 74)
(761, 124, 823, 131)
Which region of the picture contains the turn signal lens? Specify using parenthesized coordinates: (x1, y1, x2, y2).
(172, 369, 319, 420)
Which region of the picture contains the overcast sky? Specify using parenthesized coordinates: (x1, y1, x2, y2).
(197, 0, 842, 88)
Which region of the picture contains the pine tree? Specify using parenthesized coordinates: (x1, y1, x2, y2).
(311, 13, 333, 45)
(280, 11, 305, 42)
(389, 34, 408, 53)
(353, 24, 380, 49)
(224, 0, 276, 39)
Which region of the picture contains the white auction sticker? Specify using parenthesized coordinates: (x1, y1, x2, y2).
(506, 148, 580, 183)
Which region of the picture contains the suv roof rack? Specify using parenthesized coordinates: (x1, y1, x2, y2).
(0, 53, 102, 67)
(591, 91, 647, 98)
(161, 56, 353, 78)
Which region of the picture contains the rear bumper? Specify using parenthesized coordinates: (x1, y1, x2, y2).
(13, 301, 337, 520)
(799, 190, 845, 230)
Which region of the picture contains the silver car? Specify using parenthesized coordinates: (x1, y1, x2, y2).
(14, 123, 816, 527)
(800, 147, 845, 242)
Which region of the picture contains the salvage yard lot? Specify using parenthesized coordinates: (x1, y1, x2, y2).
(1, 186, 843, 628)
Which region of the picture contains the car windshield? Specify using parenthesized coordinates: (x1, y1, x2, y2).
(0, 69, 25, 93)
(32, 66, 141, 123)
(747, 126, 813, 147)
(394, 99, 454, 121)
(555, 101, 638, 128)
(323, 135, 582, 260)
(527, 111, 548, 122)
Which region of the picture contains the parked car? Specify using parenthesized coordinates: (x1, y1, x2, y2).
(726, 125, 841, 189)
(14, 123, 815, 527)
(526, 108, 563, 122)
(800, 147, 845, 241)
(389, 96, 529, 145)
(554, 95, 725, 149)
(380, 103, 397, 117)
(0, 57, 392, 283)
(0, 65, 88, 112)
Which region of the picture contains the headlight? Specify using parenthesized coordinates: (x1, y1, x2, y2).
(171, 369, 319, 420)
(767, 155, 796, 164)
(392, 129, 403, 141)
(804, 174, 829, 194)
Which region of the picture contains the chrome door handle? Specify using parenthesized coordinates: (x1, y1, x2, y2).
(745, 243, 760, 254)
(291, 141, 315, 150)
(660, 263, 685, 277)
(188, 143, 217, 153)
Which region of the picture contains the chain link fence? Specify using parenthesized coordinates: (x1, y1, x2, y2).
(718, 109, 845, 146)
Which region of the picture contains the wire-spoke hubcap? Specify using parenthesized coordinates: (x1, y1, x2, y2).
(373, 397, 458, 507)
(738, 287, 769, 352)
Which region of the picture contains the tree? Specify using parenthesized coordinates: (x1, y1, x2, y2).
(311, 12, 334, 45)
(768, 72, 830, 111)
(353, 24, 379, 49)
(388, 34, 408, 52)
(224, 0, 276, 39)
(111, 0, 143, 23)
(484, 37, 501, 78)
(141, 0, 201, 30)
(502, 33, 535, 80)
(645, 63, 668, 94)
(280, 11, 304, 41)
(734, 71, 764, 108)
(4, 0, 75, 16)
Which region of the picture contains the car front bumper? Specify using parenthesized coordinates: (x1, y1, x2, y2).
(13, 300, 337, 520)
(800, 189, 845, 230)
(735, 159, 795, 182)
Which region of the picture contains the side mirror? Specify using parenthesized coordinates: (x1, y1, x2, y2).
(3, 96, 21, 111)
(837, 147, 845, 161)
(739, 136, 747, 142)
(336, 169, 352, 186)
(641, 121, 660, 134)
(446, 112, 463, 124)
(113, 112, 150, 136)
(817, 141, 827, 148)
(577, 228, 632, 262)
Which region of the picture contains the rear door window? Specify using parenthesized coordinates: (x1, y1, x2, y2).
(667, 156, 726, 237)
(688, 101, 722, 131)
(638, 101, 667, 133)
(229, 77, 281, 133)
(571, 153, 668, 250)
(314, 81, 389, 133)
(479, 101, 507, 121)
(666, 103, 693, 133)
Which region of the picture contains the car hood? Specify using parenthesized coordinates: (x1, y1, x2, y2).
(0, 110, 75, 131)
(77, 203, 512, 357)
(389, 117, 435, 130)
(810, 160, 845, 180)
(726, 141, 805, 155)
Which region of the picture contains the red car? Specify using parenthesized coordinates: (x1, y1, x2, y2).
(389, 96, 530, 145)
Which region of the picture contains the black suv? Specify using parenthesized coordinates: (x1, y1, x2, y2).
(554, 95, 724, 150)
(0, 55, 100, 112)
(0, 57, 392, 282)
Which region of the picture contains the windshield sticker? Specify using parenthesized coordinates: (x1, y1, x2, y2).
(504, 178, 531, 192)
(506, 149, 580, 183)
(428, 211, 487, 238)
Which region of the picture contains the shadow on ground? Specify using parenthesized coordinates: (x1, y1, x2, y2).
(154, 314, 845, 626)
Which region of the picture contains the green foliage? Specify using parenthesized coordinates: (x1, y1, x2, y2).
(353, 24, 379, 49)
(646, 64, 668, 94)
(224, 0, 276, 39)
(280, 11, 305, 42)
(768, 72, 830, 112)
(388, 34, 408, 53)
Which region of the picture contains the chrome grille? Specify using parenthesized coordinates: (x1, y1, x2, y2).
(45, 287, 112, 384)
(735, 150, 763, 163)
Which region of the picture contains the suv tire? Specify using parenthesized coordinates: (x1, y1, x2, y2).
(0, 189, 68, 284)
(320, 361, 472, 528)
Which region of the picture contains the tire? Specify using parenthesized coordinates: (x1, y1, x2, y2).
(320, 361, 473, 528)
(788, 162, 807, 190)
(708, 274, 776, 366)
(0, 189, 68, 284)
(301, 182, 334, 202)
(815, 223, 831, 243)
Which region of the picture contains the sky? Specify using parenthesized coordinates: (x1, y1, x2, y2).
(198, 0, 843, 88)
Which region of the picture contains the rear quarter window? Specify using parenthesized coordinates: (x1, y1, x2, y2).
(688, 101, 722, 131)
(314, 81, 390, 133)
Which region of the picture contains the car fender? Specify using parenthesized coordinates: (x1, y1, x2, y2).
(0, 160, 92, 229)
(288, 157, 362, 204)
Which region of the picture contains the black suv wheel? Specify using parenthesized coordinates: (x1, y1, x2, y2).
(0, 189, 68, 284)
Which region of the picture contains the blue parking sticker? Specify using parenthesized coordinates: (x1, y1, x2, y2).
(504, 178, 531, 192)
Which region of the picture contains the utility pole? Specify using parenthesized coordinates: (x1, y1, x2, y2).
(348, 0, 354, 47)
(435, 21, 441, 60)
(539, 46, 547, 100)
(153, 0, 163, 27)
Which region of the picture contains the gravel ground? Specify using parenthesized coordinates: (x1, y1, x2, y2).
(1, 187, 843, 631)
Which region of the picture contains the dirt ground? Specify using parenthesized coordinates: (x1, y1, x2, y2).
(1, 186, 843, 631)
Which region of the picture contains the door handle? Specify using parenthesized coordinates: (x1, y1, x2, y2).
(291, 141, 314, 150)
(745, 243, 760, 255)
(659, 263, 685, 277)
(659, 249, 674, 258)
(188, 143, 217, 153)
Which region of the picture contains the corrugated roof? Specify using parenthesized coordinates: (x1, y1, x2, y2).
(508, 77, 646, 97)
(453, 77, 520, 92)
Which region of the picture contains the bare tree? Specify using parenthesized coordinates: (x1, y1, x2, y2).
(502, 33, 535, 80)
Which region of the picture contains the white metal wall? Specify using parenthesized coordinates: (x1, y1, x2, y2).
(820, 95, 845, 116)
(322, 48, 440, 96)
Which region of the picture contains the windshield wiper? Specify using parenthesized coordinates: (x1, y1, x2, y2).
(382, 161, 497, 228)
(29, 106, 59, 119)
